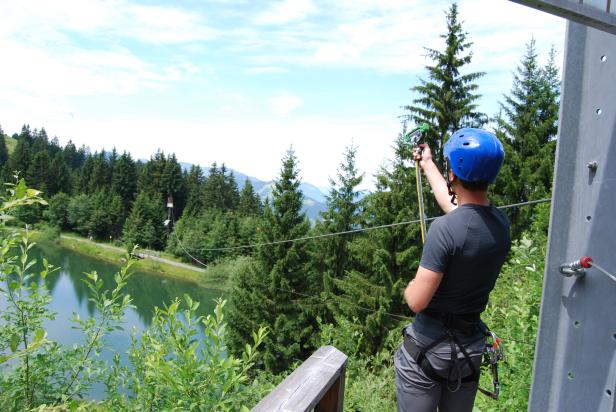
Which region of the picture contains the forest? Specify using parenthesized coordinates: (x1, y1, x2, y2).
(0, 4, 558, 411)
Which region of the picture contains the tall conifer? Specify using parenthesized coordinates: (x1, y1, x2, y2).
(315, 145, 364, 321)
(227, 148, 313, 373)
(492, 39, 560, 235)
(404, 2, 486, 176)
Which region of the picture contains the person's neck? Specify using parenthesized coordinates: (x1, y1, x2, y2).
(456, 189, 490, 207)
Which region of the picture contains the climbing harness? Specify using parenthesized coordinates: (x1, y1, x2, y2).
(402, 312, 505, 400)
(403, 123, 430, 243)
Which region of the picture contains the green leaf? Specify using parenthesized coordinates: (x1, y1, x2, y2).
(15, 178, 26, 198)
(10, 333, 20, 352)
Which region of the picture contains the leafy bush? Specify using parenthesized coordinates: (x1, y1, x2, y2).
(0, 179, 267, 411)
(106, 297, 266, 411)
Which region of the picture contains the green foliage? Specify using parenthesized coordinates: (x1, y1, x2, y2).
(227, 148, 314, 374)
(67, 194, 94, 236)
(404, 2, 486, 173)
(476, 230, 547, 411)
(88, 191, 124, 240)
(333, 137, 421, 354)
(167, 209, 259, 264)
(310, 316, 401, 412)
(45, 193, 71, 230)
(315, 145, 364, 323)
(110, 152, 138, 212)
(183, 165, 206, 217)
(0, 180, 266, 411)
(202, 163, 240, 212)
(0, 131, 9, 169)
(492, 39, 559, 236)
(106, 297, 267, 411)
(238, 178, 262, 217)
(122, 191, 166, 250)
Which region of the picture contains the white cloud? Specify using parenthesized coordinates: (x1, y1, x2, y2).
(255, 0, 318, 25)
(0, 0, 215, 45)
(239, 0, 564, 74)
(268, 93, 304, 116)
(246, 66, 288, 74)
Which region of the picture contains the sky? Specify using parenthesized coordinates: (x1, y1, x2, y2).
(0, 0, 566, 190)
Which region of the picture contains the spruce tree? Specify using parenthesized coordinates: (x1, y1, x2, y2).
(123, 191, 166, 250)
(183, 165, 205, 217)
(88, 151, 111, 193)
(111, 152, 138, 213)
(334, 135, 422, 353)
(238, 178, 262, 216)
(48, 152, 70, 196)
(404, 2, 486, 175)
(27, 151, 51, 194)
(315, 145, 364, 321)
(202, 163, 231, 211)
(9, 127, 33, 180)
(0, 133, 8, 169)
(492, 39, 560, 236)
(227, 148, 313, 373)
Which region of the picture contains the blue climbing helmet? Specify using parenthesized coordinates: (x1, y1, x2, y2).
(444, 128, 504, 184)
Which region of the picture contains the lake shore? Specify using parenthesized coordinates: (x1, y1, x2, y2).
(33, 231, 229, 290)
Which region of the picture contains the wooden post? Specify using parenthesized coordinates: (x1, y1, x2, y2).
(251, 345, 348, 412)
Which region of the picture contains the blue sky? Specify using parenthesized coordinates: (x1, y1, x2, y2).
(0, 0, 565, 190)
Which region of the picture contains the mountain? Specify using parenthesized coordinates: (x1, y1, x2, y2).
(179, 162, 328, 220)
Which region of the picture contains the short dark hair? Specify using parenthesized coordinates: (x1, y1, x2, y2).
(459, 179, 489, 191)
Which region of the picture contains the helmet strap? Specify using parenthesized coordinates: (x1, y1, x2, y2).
(446, 166, 458, 206)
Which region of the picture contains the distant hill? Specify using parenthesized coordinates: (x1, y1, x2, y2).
(179, 162, 329, 220)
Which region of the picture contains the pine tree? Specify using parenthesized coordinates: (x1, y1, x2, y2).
(315, 145, 364, 321)
(238, 178, 262, 216)
(139, 150, 167, 197)
(162, 153, 186, 216)
(404, 2, 486, 175)
(88, 151, 111, 193)
(111, 152, 138, 213)
(334, 136, 422, 353)
(48, 152, 70, 196)
(9, 127, 33, 180)
(78, 156, 95, 194)
(202, 163, 227, 211)
(183, 165, 205, 217)
(45, 192, 71, 230)
(223, 169, 240, 211)
(123, 191, 166, 250)
(0, 133, 8, 169)
(227, 148, 313, 373)
(27, 151, 51, 194)
(492, 39, 560, 236)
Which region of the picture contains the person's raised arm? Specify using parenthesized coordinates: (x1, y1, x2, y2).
(414, 144, 457, 214)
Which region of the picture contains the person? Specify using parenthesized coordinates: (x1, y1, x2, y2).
(395, 128, 511, 412)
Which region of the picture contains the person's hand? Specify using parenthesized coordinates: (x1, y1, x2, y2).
(413, 144, 433, 169)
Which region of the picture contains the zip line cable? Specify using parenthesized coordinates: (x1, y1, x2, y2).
(178, 198, 552, 253)
(167, 199, 547, 348)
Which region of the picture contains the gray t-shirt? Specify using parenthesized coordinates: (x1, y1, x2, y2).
(419, 203, 511, 315)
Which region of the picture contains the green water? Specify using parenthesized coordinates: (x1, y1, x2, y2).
(1, 241, 224, 376)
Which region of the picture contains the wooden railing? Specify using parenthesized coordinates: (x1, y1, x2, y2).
(251, 345, 348, 412)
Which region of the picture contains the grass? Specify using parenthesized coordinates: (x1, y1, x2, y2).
(38, 231, 232, 290)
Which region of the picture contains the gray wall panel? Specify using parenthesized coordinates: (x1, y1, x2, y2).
(529, 22, 616, 412)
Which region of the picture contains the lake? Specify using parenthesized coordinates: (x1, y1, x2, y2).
(0, 241, 224, 397)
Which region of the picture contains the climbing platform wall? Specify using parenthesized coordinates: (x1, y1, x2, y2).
(528, 21, 616, 412)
